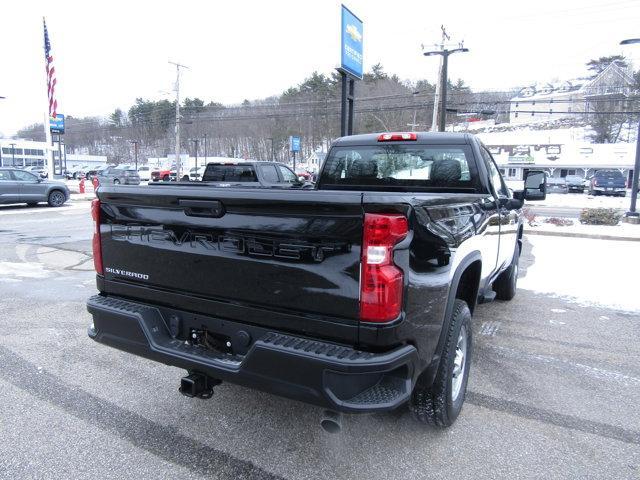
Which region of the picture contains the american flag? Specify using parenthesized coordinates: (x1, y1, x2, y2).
(43, 18, 57, 118)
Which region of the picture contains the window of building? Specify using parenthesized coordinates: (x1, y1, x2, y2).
(508, 168, 517, 178)
(2, 147, 23, 155)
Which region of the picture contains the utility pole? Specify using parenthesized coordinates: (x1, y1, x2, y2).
(9, 143, 16, 167)
(203, 133, 208, 165)
(169, 61, 189, 180)
(423, 36, 469, 132)
(190, 138, 199, 179)
(130, 140, 139, 170)
(267, 137, 275, 161)
(428, 26, 449, 132)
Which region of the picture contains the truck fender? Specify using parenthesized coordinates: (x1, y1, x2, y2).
(420, 252, 481, 387)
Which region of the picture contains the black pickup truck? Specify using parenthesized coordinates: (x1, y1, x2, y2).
(87, 132, 546, 430)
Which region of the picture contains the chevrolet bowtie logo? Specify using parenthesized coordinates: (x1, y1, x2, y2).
(346, 24, 362, 42)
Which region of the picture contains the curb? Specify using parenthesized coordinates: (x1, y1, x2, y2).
(525, 230, 640, 242)
(70, 197, 96, 202)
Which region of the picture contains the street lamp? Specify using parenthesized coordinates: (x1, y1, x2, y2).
(620, 38, 640, 218)
(129, 140, 139, 170)
(423, 47, 469, 132)
(267, 137, 275, 161)
(9, 142, 16, 167)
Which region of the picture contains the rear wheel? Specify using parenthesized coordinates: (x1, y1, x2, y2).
(47, 190, 66, 207)
(410, 299, 472, 428)
(113, 179, 120, 185)
(493, 243, 520, 301)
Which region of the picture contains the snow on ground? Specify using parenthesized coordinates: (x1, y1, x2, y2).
(527, 218, 640, 239)
(532, 193, 629, 210)
(519, 236, 640, 313)
(0, 262, 50, 279)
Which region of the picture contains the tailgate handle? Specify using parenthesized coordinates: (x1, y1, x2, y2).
(178, 199, 225, 218)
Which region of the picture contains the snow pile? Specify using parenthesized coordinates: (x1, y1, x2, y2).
(518, 236, 640, 312)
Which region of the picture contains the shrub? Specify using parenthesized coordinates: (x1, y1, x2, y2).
(543, 217, 574, 226)
(579, 208, 622, 226)
(522, 207, 537, 226)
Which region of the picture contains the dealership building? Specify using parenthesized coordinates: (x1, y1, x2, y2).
(0, 138, 107, 172)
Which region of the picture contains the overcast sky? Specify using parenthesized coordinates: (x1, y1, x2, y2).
(1, 0, 639, 136)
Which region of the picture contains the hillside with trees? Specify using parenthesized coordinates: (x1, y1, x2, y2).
(15, 57, 638, 164)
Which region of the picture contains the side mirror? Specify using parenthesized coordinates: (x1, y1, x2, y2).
(37, 177, 43, 183)
(523, 170, 546, 201)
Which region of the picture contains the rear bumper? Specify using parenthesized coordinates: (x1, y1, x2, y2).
(87, 295, 418, 413)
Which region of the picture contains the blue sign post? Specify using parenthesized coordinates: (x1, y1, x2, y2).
(340, 5, 363, 79)
(49, 114, 65, 134)
(289, 136, 301, 152)
(338, 5, 363, 136)
(289, 135, 301, 171)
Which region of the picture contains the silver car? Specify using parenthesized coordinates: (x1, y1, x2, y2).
(0, 167, 70, 207)
(97, 165, 141, 185)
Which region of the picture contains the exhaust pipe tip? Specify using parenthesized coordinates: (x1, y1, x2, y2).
(320, 410, 342, 434)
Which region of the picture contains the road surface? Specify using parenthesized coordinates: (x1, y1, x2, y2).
(1, 202, 638, 479)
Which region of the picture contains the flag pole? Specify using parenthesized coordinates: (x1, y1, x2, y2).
(43, 17, 55, 177)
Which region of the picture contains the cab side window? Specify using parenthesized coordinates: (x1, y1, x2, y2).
(259, 165, 279, 183)
(480, 147, 509, 197)
(12, 170, 38, 182)
(277, 165, 298, 183)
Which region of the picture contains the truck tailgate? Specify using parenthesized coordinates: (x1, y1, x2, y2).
(97, 186, 363, 331)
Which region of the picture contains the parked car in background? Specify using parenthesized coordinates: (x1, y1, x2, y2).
(23, 166, 48, 178)
(0, 167, 69, 207)
(151, 167, 172, 182)
(295, 169, 312, 181)
(97, 165, 141, 185)
(68, 165, 89, 179)
(137, 165, 151, 182)
(200, 160, 309, 188)
(565, 175, 585, 193)
(86, 165, 111, 180)
(546, 177, 568, 194)
(588, 169, 626, 197)
(189, 166, 206, 181)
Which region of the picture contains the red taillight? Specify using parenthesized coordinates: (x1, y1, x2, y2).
(91, 199, 103, 275)
(360, 214, 408, 323)
(377, 132, 417, 142)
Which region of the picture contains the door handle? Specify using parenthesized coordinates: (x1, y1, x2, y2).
(178, 199, 225, 218)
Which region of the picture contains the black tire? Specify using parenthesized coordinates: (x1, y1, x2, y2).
(47, 190, 66, 207)
(410, 299, 472, 428)
(493, 242, 520, 301)
(113, 179, 120, 185)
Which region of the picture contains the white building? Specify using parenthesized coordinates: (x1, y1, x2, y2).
(0, 138, 108, 173)
(484, 141, 635, 185)
(509, 63, 635, 125)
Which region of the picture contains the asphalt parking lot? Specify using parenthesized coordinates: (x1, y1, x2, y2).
(1, 202, 639, 479)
